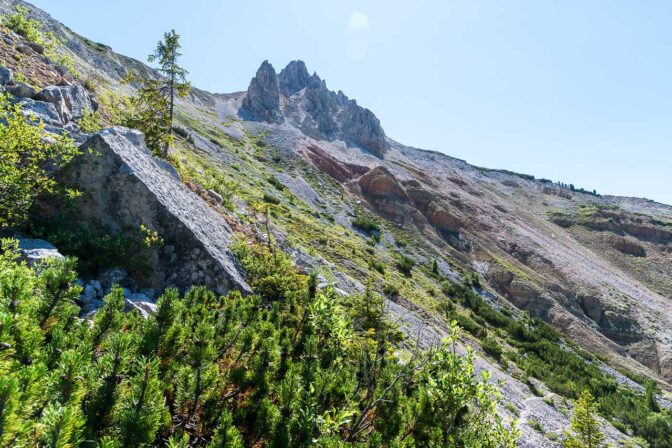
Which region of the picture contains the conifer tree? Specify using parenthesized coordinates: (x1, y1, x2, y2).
(564, 389, 608, 448)
(114, 356, 168, 447)
(207, 409, 244, 448)
(148, 29, 191, 156)
(126, 30, 190, 156)
(126, 79, 172, 156)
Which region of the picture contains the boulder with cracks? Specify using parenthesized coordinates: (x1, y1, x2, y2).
(61, 127, 251, 296)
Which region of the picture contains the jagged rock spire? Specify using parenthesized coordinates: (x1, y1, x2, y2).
(240, 60, 281, 123)
(240, 59, 390, 157)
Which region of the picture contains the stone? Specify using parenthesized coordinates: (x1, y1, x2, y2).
(80, 303, 97, 316)
(206, 189, 223, 205)
(609, 235, 646, 257)
(153, 156, 181, 180)
(0, 65, 12, 85)
(90, 280, 103, 297)
(99, 267, 128, 291)
(140, 288, 155, 300)
(35, 85, 94, 123)
(17, 238, 64, 266)
(246, 59, 390, 157)
(6, 82, 37, 99)
(278, 60, 311, 96)
(341, 101, 389, 158)
(25, 41, 44, 54)
(60, 127, 251, 295)
(125, 293, 157, 318)
(19, 99, 62, 126)
(16, 44, 33, 56)
(240, 60, 281, 123)
(79, 284, 96, 305)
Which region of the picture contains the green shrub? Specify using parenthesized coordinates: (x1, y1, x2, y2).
(382, 282, 399, 297)
(395, 253, 415, 276)
(77, 109, 103, 133)
(368, 259, 386, 274)
(482, 339, 503, 362)
(2, 5, 45, 44)
(32, 217, 154, 277)
(2, 6, 76, 74)
(262, 193, 280, 205)
(267, 175, 285, 191)
(351, 214, 381, 235)
(0, 94, 79, 228)
(0, 239, 519, 446)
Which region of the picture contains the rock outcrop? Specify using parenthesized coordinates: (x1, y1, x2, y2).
(240, 60, 281, 123)
(36, 84, 95, 122)
(240, 60, 390, 157)
(278, 60, 312, 96)
(62, 127, 251, 296)
(358, 166, 411, 222)
(609, 235, 646, 257)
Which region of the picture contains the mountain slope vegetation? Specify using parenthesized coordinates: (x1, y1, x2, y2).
(0, 1, 671, 446)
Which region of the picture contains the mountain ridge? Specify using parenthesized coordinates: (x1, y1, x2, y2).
(3, 1, 672, 445)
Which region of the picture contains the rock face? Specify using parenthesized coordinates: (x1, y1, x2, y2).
(358, 166, 411, 222)
(240, 60, 281, 123)
(6, 81, 36, 99)
(358, 166, 466, 244)
(609, 235, 646, 257)
(35, 85, 95, 123)
(19, 98, 62, 126)
(0, 65, 12, 84)
(240, 60, 390, 158)
(62, 127, 251, 296)
(278, 60, 312, 96)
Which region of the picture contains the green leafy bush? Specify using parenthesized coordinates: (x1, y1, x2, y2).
(395, 253, 416, 276)
(2, 6, 76, 73)
(0, 94, 79, 228)
(351, 214, 381, 235)
(262, 192, 280, 205)
(2, 5, 45, 43)
(445, 275, 672, 447)
(482, 338, 504, 362)
(77, 109, 103, 133)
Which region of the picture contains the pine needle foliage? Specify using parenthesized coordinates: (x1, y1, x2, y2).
(0, 238, 518, 446)
(564, 390, 608, 448)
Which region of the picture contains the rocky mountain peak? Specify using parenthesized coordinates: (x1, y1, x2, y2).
(240, 60, 281, 123)
(278, 59, 310, 96)
(240, 60, 390, 158)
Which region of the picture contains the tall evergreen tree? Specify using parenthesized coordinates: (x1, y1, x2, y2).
(148, 29, 191, 156)
(564, 389, 608, 448)
(126, 30, 190, 156)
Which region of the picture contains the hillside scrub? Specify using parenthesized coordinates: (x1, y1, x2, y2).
(440, 280, 672, 448)
(0, 94, 79, 228)
(2, 5, 75, 73)
(0, 239, 519, 446)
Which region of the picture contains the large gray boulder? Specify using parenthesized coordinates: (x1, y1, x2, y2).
(19, 99, 62, 126)
(17, 238, 64, 266)
(6, 82, 37, 99)
(62, 127, 251, 296)
(35, 85, 94, 123)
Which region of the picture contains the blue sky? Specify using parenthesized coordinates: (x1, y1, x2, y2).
(31, 0, 672, 205)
